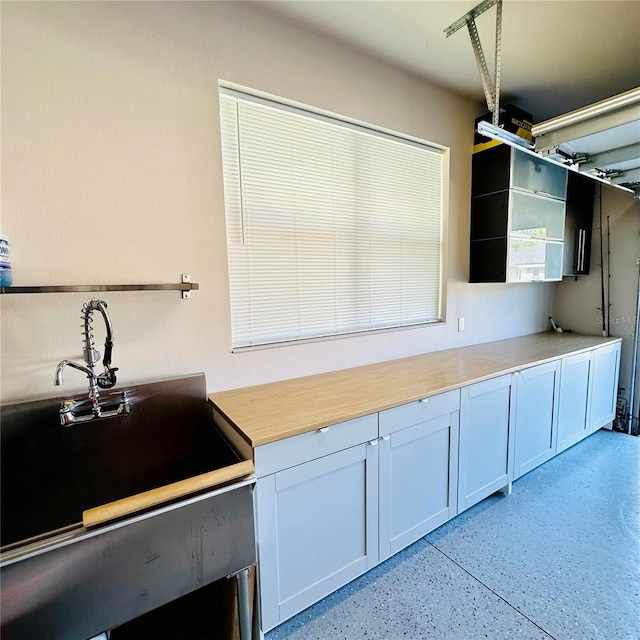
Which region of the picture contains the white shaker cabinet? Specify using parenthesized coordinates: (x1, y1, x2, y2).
(231, 336, 622, 636)
(512, 361, 560, 479)
(458, 375, 515, 512)
(556, 351, 592, 453)
(378, 390, 460, 562)
(588, 342, 621, 432)
(254, 414, 378, 632)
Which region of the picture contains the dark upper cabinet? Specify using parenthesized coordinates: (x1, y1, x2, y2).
(471, 144, 511, 196)
(563, 171, 595, 276)
(470, 145, 568, 283)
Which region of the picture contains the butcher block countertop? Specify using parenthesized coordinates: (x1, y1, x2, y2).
(208, 332, 621, 448)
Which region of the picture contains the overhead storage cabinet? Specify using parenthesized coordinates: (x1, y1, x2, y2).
(470, 145, 568, 283)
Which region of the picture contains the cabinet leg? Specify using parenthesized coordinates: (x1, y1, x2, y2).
(499, 482, 512, 496)
(235, 568, 252, 640)
(252, 565, 263, 640)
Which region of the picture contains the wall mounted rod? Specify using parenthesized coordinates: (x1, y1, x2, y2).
(598, 185, 607, 336)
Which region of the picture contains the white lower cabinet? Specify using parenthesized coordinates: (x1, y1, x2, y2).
(254, 340, 621, 633)
(556, 351, 592, 453)
(512, 361, 560, 479)
(255, 416, 379, 632)
(588, 342, 621, 432)
(378, 390, 460, 562)
(459, 374, 515, 512)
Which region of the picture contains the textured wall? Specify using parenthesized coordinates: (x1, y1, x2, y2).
(1, 1, 555, 402)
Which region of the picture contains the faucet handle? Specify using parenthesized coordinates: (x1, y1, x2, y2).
(97, 367, 118, 389)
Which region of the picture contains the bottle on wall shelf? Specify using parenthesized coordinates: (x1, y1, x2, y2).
(0, 235, 12, 287)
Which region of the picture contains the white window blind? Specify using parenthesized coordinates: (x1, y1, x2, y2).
(219, 87, 447, 349)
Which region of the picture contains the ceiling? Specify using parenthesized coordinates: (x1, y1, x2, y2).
(253, 0, 640, 124)
(252, 0, 640, 195)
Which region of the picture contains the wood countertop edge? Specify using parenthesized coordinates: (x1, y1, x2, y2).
(208, 333, 622, 448)
(82, 459, 255, 528)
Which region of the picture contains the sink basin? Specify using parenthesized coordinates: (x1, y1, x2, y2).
(0, 374, 256, 640)
(1, 373, 243, 547)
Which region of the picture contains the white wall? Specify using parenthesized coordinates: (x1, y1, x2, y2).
(0, 1, 554, 403)
(554, 184, 640, 420)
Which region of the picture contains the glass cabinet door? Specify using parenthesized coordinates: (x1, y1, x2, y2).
(511, 149, 567, 199)
(510, 191, 566, 240)
(508, 239, 563, 282)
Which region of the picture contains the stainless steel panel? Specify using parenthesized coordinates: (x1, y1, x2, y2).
(1, 482, 255, 640)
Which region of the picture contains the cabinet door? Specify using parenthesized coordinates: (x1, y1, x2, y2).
(508, 189, 566, 283)
(511, 148, 567, 199)
(589, 343, 621, 432)
(563, 172, 595, 276)
(256, 442, 378, 631)
(513, 362, 559, 479)
(556, 351, 592, 453)
(508, 238, 564, 282)
(459, 375, 514, 512)
(379, 412, 459, 562)
(510, 191, 566, 240)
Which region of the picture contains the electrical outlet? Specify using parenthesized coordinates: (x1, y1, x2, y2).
(458, 317, 465, 332)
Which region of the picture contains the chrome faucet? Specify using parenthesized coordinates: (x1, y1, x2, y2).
(55, 299, 130, 426)
(55, 359, 100, 401)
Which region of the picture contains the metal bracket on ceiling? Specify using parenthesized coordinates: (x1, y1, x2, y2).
(621, 182, 640, 200)
(596, 169, 623, 179)
(562, 152, 591, 166)
(476, 120, 533, 150)
(540, 148, 591, 167)
(445, 0, 503, 126)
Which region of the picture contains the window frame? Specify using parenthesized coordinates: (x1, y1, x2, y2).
(219, 83, 450, 351)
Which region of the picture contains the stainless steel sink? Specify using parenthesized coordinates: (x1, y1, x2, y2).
(0, 374, 256, 640)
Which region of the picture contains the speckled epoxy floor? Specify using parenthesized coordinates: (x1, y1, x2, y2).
(266, 430, 640, 640)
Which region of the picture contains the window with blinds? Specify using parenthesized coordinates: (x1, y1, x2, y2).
(219, 86, 448, 349)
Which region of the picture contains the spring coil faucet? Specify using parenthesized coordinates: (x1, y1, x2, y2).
(81, 298, 119, 388)
(55, 299, 130, 425)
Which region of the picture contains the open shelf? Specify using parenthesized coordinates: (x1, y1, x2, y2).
(1, 278, 199, 297)
(1, 283, 199, 294)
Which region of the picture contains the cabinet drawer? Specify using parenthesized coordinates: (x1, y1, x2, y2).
(379, 389, 460, 436)
(254, 413, 378, 477)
